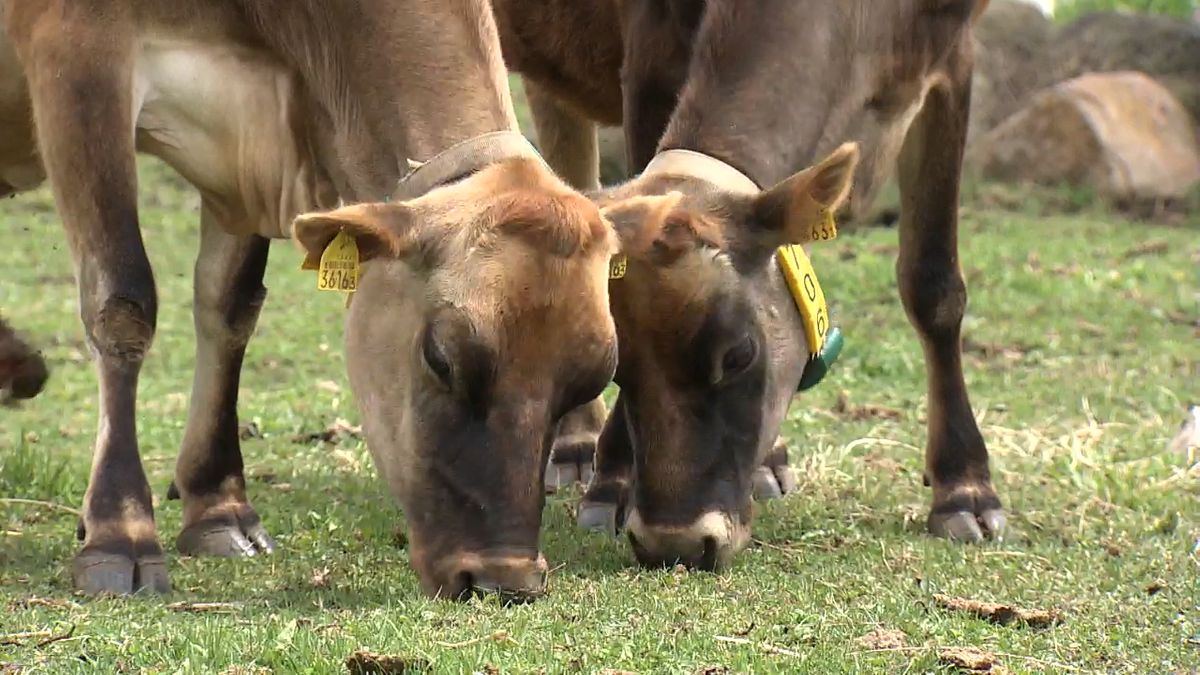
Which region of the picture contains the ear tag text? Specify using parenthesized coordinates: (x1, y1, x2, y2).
(809, 207, 838, 242)
(609, 254, 628, 280)
(317, 231, 360, 293)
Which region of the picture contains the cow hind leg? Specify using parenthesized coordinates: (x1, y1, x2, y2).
(896, 76, 1005, 542)
(15, 14, 170, 593)
(172, 211, 275, 557)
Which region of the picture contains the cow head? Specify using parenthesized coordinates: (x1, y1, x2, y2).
(598, 144, 859, 571)
(294, 157, 617, 601)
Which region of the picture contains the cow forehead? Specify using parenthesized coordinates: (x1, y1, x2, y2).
(429, 238, 613, 342)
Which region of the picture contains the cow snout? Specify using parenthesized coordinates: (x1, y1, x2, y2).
(437, 549, 549, 604)
(625, 509, 749, 572)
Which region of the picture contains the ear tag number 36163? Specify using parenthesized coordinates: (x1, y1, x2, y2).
(317, 231, 360, 293)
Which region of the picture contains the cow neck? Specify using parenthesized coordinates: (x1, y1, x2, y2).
(390, 130, 546, 201)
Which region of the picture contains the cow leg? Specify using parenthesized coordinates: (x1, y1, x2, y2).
(546, 398, 606, 492)
(14, 15, 169, 593)
(752, 437, 798, 500)
(173, 209, 275, 557)
(619, 0, 703, 171)
(896, 74, 1005, 542)
(577, 395, 633, 535)
(525, 79, 600, 191)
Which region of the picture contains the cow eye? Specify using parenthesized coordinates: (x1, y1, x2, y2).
(720, 334, 758, 380)
(421, 327, 453, 387)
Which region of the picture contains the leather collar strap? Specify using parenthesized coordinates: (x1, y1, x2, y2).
(642, 149, 760, 195)
(390, 130, 546, 201)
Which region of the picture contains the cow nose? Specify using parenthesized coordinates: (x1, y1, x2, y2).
(625, 509, 749, 572)
(447, 550, 549, 604)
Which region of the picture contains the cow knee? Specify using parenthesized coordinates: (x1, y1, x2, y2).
(88, 296, 156, 363)
(196, 285, 266, 350)
(898, 263, 966, 341)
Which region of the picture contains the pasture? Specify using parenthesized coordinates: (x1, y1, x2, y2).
(1, 156, 1197, 673)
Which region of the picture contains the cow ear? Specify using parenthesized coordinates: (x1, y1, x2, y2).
(293, 203, 419, 269)
(600, 191, 725, 266)
(599, 192, 684, 252)
(751, 142, 859, 249)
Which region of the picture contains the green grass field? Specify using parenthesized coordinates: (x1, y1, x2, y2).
(1, 158, 1197, 674)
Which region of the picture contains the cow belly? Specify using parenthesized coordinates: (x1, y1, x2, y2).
(0, 27, 44, 195)
(133, 36, 330, 238)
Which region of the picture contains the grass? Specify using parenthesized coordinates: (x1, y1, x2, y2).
(1, 157, 1198, 674)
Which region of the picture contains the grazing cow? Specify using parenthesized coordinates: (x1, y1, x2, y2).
(495, 0, 1006, 568)
(0, 0, 618, 600)
(0, 315, 47, 404)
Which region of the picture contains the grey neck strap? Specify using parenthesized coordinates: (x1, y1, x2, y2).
(391, 130, 545, 201)
(642, 149, 761, 195)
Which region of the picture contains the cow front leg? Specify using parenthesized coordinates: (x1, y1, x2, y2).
(173, 210, 275, 557)
(577, 395, 633, 535)
(546, 397, 606, 492)
(896, 70, 1005, 542)
(752, 437, 798, 500)
(12, 9, 170, 593)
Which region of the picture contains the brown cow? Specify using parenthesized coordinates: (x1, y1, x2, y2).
(1, 0, 618, 600)
(0, 314, 47, 405)
(496, 0, 1006, 568)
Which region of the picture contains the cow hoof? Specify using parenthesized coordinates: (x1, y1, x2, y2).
(177, 506, 276, 558)
(544, 439, 595, 493)
(71, 548, 170, 595)
(577, 500, 625, 536)
(752, 462, 797, 500)
(752, 466, 784, 499)
(928, 508, 1007, 543)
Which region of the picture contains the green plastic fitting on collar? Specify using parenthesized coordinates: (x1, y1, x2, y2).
(797, 327, 844, 392)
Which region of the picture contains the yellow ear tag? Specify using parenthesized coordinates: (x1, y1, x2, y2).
(776, 244, 829, 358)
(609, 254, 628, 280)
(316, 231, 360, 293)
(809, 207, 839, 243)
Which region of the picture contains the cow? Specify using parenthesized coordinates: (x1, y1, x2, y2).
(0, 0, 619, 601)
(0, 314, 47, 405)
(494, 0, 1006, 569)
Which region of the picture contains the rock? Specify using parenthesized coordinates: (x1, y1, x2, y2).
(848, 0, 1054, 228)
(968, 0, 1056, 145)
(1047, 12, 1200, 132)
(966, 71, 1200, 204)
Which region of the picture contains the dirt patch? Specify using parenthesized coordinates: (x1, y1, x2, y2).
(165, 601, 241, 614)
(939, 647, 1010, 674)
(294, 419, 362, 444)
(345, 650, 430, 674)
(833, 390, 902, 421)
(239, 421, 263, 440)
(933, 594, 1062, 628)
(310, 566, 333, 589)
(1122, 239, 1171, 260)
(961, 338, 1028, 362)
(854, 627, 908, 650)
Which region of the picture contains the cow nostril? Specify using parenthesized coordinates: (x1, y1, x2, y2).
(453, 571, 475, 601)
(700, 536, 719, 571)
